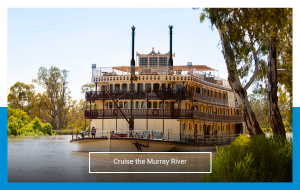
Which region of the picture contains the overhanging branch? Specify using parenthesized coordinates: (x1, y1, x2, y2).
(244, 49, 259, 91)
(277, 69, 292, 75)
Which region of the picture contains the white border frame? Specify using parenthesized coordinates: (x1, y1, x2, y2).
(89, 152, 212, 173)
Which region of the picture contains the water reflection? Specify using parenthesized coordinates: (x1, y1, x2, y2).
(8, 135, 212, 182)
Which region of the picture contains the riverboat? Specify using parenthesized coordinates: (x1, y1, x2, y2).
(70, 25, 244, 152)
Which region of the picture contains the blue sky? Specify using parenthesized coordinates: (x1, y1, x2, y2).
(4, 4, 299, 106)
(7, 8, 229, 101)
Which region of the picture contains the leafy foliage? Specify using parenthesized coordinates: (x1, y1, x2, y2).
(29, 93, 52, 122)
(7, 82, 35, 112)
(198, 8, 292, 136)
(7, 107, 52, 136)
(32, 66, 71, 128)
(201, 134, 292, 182)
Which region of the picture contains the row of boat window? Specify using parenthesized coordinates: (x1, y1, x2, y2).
(100, 83, 228, 99)
(103, 101, 241, 115)
(182, 123, 233, 131)
(105, 101, 166, 109)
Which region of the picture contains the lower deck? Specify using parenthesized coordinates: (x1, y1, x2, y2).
(70, 137, 234, 152)
(88, 118, 243, 142)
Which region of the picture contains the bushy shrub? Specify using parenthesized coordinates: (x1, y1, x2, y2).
(32, 117, 42, 131)
(200, 134, 292, 182)
(36, 131, 44, 136)
(8, 115, 25, 136)
(42, 123, 52, 135)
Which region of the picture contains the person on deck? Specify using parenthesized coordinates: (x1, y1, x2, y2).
(159, 85, 162, 97)
(181, 84, 186, 99)
(91, 127, 96, 138)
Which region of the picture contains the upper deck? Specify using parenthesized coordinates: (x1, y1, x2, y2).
(92, 65, 231, 90)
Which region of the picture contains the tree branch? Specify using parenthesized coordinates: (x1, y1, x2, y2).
(244, 49, 259, 91)
(277, 69, 292, 75)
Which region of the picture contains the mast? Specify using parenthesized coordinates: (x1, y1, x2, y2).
(130, 25, 135, 130)
(168, 25, 173, 67)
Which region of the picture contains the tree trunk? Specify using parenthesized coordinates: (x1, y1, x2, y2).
(213, 10, 264, 136)
(267, 38, 286, 139)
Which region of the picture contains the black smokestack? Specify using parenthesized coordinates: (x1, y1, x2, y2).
(131, 25, 135, 75)
(168, 25, 173, 67)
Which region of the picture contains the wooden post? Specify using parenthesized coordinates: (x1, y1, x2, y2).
(152, 130, 153, 140)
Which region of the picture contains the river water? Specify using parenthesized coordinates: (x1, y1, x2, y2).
(7, 135, 212, 182)
(8, 134, 292, 182)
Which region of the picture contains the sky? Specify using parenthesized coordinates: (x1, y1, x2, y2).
(6, 8, 232, 102)
(3, 1, 299, 107)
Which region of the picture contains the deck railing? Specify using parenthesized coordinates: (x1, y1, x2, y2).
(92, 66, 230, 88)
(193, 111, 243, 123)
(84, 109, 243, 123)
(85, 90, 192, 100)
(191, 92, 228, 106)
(85, 109, 193, 119)
(85, 90, 234, 107)
(72, 129, 241, 145)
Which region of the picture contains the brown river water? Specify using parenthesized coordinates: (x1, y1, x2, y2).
(7, 135, 214, 182)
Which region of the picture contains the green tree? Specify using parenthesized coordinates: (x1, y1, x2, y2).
(199, 8, 264, 136)
(198, 8, 292, 138)
(81, 83, 95, 93)
(29, 93, 52, 122)
(32, 66, 71, 129)
(7, 82, 35, 112)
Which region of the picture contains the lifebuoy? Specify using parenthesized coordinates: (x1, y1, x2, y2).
(113, 109, 118, 116)
(152, 109, 159, 116)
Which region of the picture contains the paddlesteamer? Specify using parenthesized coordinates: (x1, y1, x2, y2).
(70, 26, 244, 152)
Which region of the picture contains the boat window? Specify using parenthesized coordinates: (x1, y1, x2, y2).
(137, 83, 143, 91)
(135, 101, 140, 109)
(145, 83, 151, 91)
(141, 101, 146, 109)
(129, 83, 135, 90)
(104, 102, 108, 109)
(109, 102, 112, 109)
(101, 85, 107, 91)
(113, 102, 118, 109)
(159, 101, 163, 109)
(149, 57, 158, 68)
(124, 101, 128, 109)
(189, 124, 192, 130)
(119, 102, 123, 109)
(121, 83, 127, 91)
(165, 102, 169, 109)
(115, 84, 120, 91)
(159, 57, 167, 67)
(110, 84, 113, 91)
(140, 57, 148, 68)
(147, 101, 152, 109)
(176, 84, 182, 91)
(153, 83, 159, 91)
(131, 101, 134, 109)
(153, 101, 157, 108)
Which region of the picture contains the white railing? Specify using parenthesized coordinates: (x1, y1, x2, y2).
(92, 66, 230, 88)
